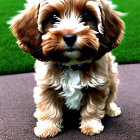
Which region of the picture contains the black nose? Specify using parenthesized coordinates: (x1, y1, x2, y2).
(63, 34, 77, 47)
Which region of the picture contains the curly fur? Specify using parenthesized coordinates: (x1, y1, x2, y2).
(10, 0, 124, 138)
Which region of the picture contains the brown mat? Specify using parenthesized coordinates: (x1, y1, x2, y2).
(0, 64, 140, 140)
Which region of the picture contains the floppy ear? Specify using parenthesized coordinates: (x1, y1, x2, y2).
(100, 0, 124, 48)
(11, 3, 46, 61)
(94, 0, 125, 60)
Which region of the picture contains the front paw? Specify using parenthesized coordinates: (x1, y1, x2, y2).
(80, 120, 104, 136)
(106, 102, 121, 117)
(34, 120, 62, 138)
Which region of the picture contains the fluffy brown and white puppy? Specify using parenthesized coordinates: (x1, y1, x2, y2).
(10, 0, 124, 138)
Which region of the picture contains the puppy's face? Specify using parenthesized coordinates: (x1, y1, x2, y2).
(11, 0, 124, 64)
(39, 0, 102, 64)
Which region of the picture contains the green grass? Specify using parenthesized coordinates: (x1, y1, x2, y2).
(0, 0, 140, 75)
(0, 0, 35, 75)
(112, 0, 140, 63)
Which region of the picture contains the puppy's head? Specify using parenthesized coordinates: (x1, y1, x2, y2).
(11, 0, 124, 65)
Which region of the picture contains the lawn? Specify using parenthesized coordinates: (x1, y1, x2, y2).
(0, 0, 140, 75)
(112, 0, 140, 63)
(0, 0, 35, 75)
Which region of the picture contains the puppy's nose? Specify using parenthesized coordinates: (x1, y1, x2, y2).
(63, 34, 77, 47)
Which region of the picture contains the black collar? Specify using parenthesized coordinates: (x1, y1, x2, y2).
(56, 63, 90, 71)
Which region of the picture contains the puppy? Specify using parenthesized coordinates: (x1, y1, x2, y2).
(10, 0, 124, 138)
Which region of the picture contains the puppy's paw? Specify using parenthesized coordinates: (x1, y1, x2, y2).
(34, 120, 61, 138)
(80, 120, 104, 136)
(106, 102, 121, 117)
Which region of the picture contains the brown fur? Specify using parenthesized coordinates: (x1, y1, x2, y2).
(33, 53, 120, 138)
(10, 0, 124, 138)
(100, 0, 124, 49)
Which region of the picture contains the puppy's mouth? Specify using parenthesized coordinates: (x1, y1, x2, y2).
(63, 49, 81, 59)
(66, 48, 76, 52)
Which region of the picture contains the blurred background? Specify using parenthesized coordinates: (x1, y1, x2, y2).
(0, 0, 140, 75)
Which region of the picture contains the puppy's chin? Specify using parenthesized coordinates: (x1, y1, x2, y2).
(42, 46, 98, 65)
(63, 50, 92, 66)
(63, 50, 81, 59)
(44, 50, 96, 66)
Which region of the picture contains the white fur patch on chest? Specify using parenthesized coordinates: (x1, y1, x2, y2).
(51, 67, 106, 110)
(35, 61, 107, 110)
(52, 68, 106, 110)
(59, 69, 83, 110)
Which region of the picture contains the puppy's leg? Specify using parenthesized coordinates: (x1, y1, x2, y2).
(105, 102, 121, 117)
(105, 75, 121, 117)
(80, 88, 109, 135)
(33, 87, 63, 138)
(105, 54, 121, 117)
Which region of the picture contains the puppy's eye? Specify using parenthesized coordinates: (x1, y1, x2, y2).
(49, 13, 60, 24)
(81, 11, 93, 22)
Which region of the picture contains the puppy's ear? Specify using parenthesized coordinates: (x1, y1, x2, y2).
(97, 0, 124, 57)
(11, 3, 46, 61)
